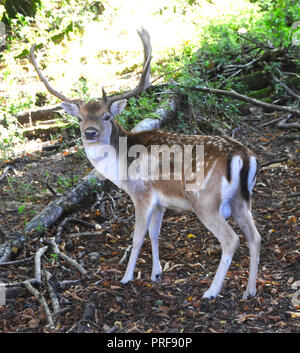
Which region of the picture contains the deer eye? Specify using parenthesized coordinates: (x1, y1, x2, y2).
(78, 116, 82, 122)
(103, 114, 111, 121)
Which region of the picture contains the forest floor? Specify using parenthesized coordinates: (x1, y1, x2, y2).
(0, 110, 299, 333)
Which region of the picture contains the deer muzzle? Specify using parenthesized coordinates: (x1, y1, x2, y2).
(84, 127, 99, 142)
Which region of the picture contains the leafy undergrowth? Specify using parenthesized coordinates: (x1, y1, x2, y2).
(0, 114, 299, 333)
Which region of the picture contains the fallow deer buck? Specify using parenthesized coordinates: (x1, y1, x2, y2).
(29, 29, 261, 299)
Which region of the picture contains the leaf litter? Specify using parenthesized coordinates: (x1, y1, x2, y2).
(0, 114, 299, 333)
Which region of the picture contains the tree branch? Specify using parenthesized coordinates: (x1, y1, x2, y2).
(189, 86, 300, 117)
(48, 237, 87, 276)
(272, 74, 300, 100)
(15, 104, 63, 125)
(24, 279, 55, 330)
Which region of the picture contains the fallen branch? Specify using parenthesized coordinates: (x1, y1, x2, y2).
(258, 116, 286, 128)
(44, 270, 61, 314)
(56, 216, 101, 242)
(237, 33, 275, 50)
(0, 256, 34, 267)
(48, 237, 87, 276)
(24, 279, 55, 330)
(34, 246, 48, 284)
(16, 104, 63, 125)
(67, 231, 104, 238)
(277, 116, 300, 129)
(5, 245, 48, 286)
(24, 169, 103, 236)
(132, 95, 177, 132)
(57, 279, 81, 291)
(224, 56, 261, 71)
(272, 74, 300, 100)
(189, 86, 300, 117)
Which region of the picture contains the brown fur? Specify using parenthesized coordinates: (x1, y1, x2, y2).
(77, 100, 261, 299)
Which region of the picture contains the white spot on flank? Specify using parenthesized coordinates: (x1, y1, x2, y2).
(201, 160, 217, 190)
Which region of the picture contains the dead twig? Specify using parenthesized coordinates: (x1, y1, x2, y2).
(24, 279, 55, 330)
(45, 182, 57, 196)
(277, 116, 300, 129)
(34, 245, 48, 284)
(66, 231, 104, 238)
(91, 191, 105, 211)
(258, 116, 286, 128)
(272, 74, 300, 100)
(237, 33, 275, 50)
(48, 237, 88, 276)
(220, 69, 242, 88)
(0, 255, 34, 266)
(261, 157, 287, 168)
(119, 245, 133, 265)
(224, 56, 261, 71)
(56, 216, 101, 242)
(44, 270, 61, 314)
(57, 279, 82, 291)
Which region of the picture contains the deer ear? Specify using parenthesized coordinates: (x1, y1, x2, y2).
(110, 99, 127, 116)
(61, 102, 80, 117)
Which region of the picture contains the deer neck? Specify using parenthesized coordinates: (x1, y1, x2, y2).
(110, 119, 128, 154)
(84, 120, 128, 187)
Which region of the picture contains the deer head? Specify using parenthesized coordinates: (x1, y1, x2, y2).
(29, 28, 152, 147)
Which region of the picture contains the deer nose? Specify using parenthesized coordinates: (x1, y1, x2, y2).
(84, 128, 99, 141)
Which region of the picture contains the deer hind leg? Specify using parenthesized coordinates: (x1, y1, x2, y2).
(148, 206, 164, 281)
(185, 191, 240, 299)
(232, 199, 261, 299)
(120, 202, 154, 284)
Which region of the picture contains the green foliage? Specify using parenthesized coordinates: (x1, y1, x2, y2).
(3, 0, 41, 20)
(1, 0, 299, 159)
(74, 76, 91, 101)
(116, 92, 160, 130)
(252, 0, 300, 47)
(57, 175, 79, 194)
(154, 0, 299, 133)
(49, 253, 59, 263)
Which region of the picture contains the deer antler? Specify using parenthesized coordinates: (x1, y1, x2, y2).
(29, 45, 74, 103)
(29, 27, 152, 106)
(103, 27, 152, 107)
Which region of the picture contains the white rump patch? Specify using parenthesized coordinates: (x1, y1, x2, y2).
(220, 155, 243, 219)
(248, 156, 257, 194)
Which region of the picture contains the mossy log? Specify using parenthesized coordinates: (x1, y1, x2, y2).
(238, 71, 271, 91)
